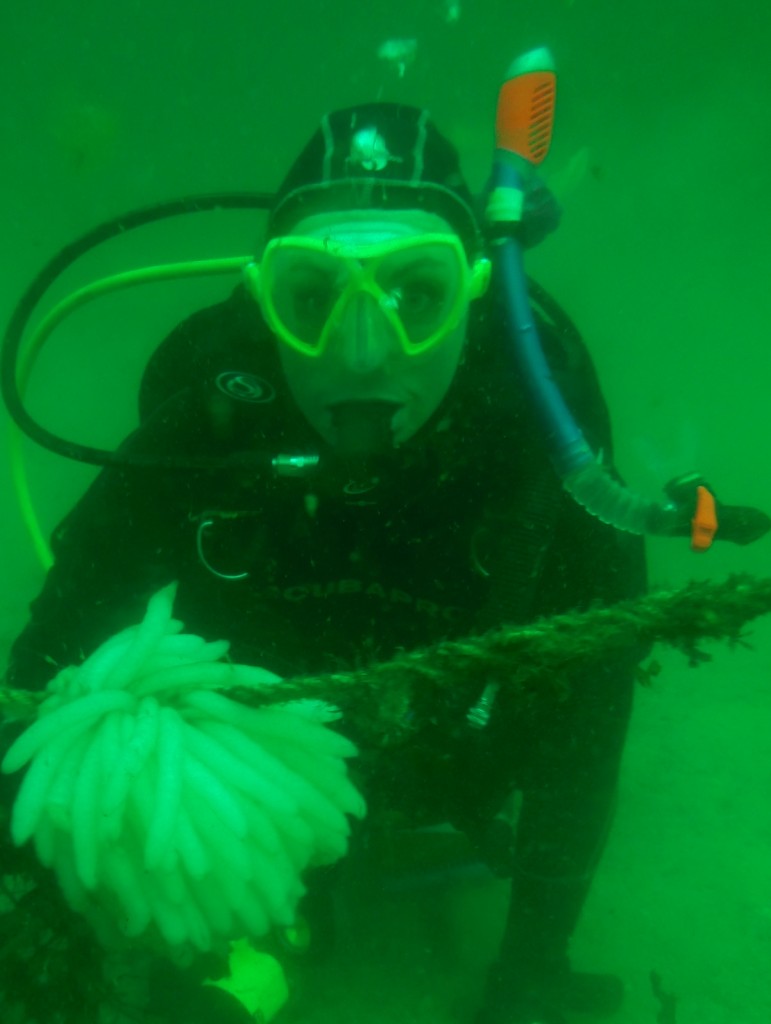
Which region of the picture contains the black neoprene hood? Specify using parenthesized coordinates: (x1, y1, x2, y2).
(268, 103, 483, 257)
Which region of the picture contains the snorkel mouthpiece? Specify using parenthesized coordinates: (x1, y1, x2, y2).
(329, 400, 400, 457)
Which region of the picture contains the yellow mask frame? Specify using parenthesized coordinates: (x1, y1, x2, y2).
(245, 234, 491, 358)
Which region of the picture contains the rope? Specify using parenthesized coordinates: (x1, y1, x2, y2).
(3, 574, 769, 745)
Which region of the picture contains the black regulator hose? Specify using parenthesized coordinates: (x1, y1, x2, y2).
(1, 192, 275, 471)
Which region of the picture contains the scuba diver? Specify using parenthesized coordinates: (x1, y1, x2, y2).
(2, 54, 768, 1024)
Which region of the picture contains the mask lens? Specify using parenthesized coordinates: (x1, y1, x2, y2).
(265, 247, 345, 352)
(261, 236, 468, 355)
(374, 243, 464, 347)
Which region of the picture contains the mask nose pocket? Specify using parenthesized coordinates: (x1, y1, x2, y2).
(335, 291, 399, 371)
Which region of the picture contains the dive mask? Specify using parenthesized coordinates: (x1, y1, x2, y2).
(245, 233, 490, 358)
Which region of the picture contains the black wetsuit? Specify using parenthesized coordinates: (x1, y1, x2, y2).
(6, 284, 647, 1022)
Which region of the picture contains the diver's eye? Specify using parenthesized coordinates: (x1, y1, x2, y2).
(282, 266, 340, 328)
(292, 283, 336, 323)
(386, 279, 448, 320)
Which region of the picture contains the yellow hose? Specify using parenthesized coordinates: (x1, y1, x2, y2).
(11, 256, 251, 569)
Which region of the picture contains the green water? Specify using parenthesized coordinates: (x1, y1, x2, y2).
(1, 1, 769, 1021)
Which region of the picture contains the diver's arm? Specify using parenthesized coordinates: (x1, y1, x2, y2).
(139, 286, 268, 425)
(6, 461, 189, 692)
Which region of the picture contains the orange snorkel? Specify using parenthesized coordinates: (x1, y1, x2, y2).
(488, 49, 596, 479)
(495, 59, 555, 166)
(486, 48, 768, 549)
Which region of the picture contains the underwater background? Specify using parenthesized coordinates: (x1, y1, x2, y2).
(1, 1, 769, 1021)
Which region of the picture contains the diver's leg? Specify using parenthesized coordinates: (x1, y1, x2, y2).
(477, 659, 635, 1024)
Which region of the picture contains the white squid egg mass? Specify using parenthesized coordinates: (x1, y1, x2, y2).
(1, 584, 366, 952)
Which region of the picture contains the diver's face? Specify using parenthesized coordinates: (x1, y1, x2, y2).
(263, 211, 471, 451)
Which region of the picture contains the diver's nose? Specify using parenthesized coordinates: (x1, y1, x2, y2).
(333, 292, 398, 373)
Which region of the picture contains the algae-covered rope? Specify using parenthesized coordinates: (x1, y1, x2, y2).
(247, 573, 770, 743)
(2, 574, 770, 743)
